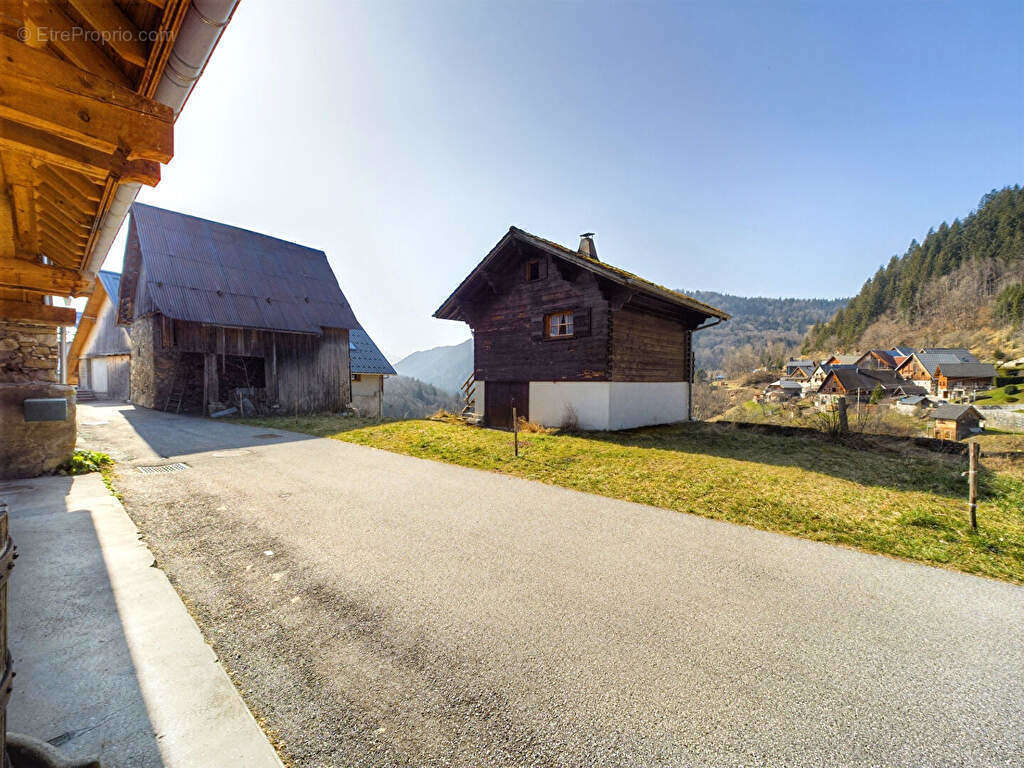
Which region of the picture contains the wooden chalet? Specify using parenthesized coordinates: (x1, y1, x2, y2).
(855, 350, 898, 370)
(818, 367, 926, 402)
(0, 2, 237, 480)
(929, 404, 983, 441)
(115, 204, 361, 415)
(67, 270, 131, 400)
(434, 229, 729, 430)
(895, 349, 994, 397)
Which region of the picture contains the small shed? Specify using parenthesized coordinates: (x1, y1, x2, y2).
(928, 404, 983, 440)
(67, 271, 131, 400)
(349, 329, 396, 419)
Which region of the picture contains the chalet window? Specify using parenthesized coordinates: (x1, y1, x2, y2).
(545, 311, 574, 338)
(352, 373, 362, 382)
(525, 259, 541, 282)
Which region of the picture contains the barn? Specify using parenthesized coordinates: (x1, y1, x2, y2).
(114, 203, 361, 415)
(66, 271, 131, 400)
(434, 228, 729, 430)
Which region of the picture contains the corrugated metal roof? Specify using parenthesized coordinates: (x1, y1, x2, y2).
(349, 329, 396, 375)
(98, 270, 121, 303)
(129, 203, 361, 334)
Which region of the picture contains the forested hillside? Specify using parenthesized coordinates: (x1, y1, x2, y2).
(395, 339, 472, 394)
(682, 291, 848, 372)
(804, 186, 1024, 356)
(383, 375, 462, 419)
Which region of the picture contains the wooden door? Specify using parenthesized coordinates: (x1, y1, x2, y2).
(485, 381, 529, 429)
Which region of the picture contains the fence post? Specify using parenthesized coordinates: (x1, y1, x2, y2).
(512, 400, 519, 457)
(968, 441, 979, 530)
(837, 397, 848, 433)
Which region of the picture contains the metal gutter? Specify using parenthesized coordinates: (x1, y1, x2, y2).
(83, 0, 240, 281)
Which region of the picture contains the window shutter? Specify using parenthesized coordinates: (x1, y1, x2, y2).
(574, 307, 592, 337)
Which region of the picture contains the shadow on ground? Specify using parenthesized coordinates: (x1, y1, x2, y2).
(2, 477, 166, 767)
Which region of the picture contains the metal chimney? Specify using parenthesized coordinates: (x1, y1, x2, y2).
(578, 232, 598, 261)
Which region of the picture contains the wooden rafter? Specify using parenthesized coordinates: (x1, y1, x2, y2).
(0, 256, 92, 296)
(64, 0, 149, 68)
(23, 3, 132, 88)
(42, 165, 102, 203)
(0, 118, 161, 185)
(0, 38, 173, 162)
(0, 298, 76, 326)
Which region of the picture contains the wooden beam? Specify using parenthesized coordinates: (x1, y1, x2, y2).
(0, 298, 76, 326)
(9, 185, 38, 255)
(41, 165, 103, 203)
(23, 3, 133, 88)
(36, 188, 93, 227)
(0, 118, 161, 185)
(64, 0, 150, 68)
(0, 38, 173, 162)
(38, 179, 97, 218)
(0, 256, 91, 296)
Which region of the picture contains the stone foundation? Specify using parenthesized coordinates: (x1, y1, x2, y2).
(0, 321, 59, 383)
(0, 322, 74, 479)
(0, 382, 76, 480)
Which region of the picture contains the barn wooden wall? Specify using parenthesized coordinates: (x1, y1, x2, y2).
(136, 317, 352, 413)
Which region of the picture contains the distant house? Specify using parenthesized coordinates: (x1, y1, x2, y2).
(433, 228, 729, 430)
(349, 329, 396, 418)
(823, 353, 861, 366)
(933, 362, 997, 398)
(817, 367, 926, 402)
(114, 203, 361, 415)
(67, 270, 131, 400)
(928, 404, 983, 440)
(785, 358, 816, 377)
(763, 379, 803, 402)
(855, 349, 898, 370)
(895, 394, 936, 414)
(888, 346, 915, 367)
(895, 349, 993, 397)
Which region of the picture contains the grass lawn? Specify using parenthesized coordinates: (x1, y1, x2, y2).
(237, 415, 1024, 584)
(974, 384, 1023, 405)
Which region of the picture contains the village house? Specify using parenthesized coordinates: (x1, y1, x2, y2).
(928, 404, 984, 440)
(763, 378, 804, 402)
(66, 271, 131, 401)
(895, 394, 937, 414)
(817, 367, 926, 403)
(114, 203, 362, 415)
(785, 358, 816, 378)
(433, 228, 729, 430)
(894, 348, 995, 397)
(855, 349, 898, 370)
(349, 329, 396, 419)
(822, 353, 861, 367)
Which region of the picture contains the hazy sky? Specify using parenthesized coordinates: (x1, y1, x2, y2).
(107, 0, 1024, 362)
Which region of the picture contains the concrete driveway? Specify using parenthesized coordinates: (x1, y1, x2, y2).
(79, 403, 1024, 768)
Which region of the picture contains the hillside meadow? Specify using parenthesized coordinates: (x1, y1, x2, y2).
(238, 415, 1024, 584)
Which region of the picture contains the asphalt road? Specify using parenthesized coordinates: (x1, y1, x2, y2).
(79, 403, 1024, 768)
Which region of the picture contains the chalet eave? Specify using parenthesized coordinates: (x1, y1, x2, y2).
(433, 227, 730, 323)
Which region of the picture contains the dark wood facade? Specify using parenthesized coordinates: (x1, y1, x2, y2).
(450, 241, 705, 385)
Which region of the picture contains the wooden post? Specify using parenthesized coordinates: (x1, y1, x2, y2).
(968, 441, 979, 530)
(512, 399, 519, 457)
(837, 397, 848, 433)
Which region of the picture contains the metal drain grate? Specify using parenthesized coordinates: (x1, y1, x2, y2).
(137, 463, 189, 474)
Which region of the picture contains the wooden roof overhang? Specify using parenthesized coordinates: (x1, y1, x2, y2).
(0, 0, 196, 327)
(434, 227, 731, 329)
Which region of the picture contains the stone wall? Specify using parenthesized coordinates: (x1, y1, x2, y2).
(0, 321, 59, 384)
(0, 382, 76, 479)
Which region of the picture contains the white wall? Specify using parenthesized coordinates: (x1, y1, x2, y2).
(351, 374, 383, 417)
(527, 381, 690, 431)
(471, 380, 484, 416)
(607, 381, 688, 430)
(529, 381, 611, 430)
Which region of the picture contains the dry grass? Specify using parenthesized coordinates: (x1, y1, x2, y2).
(237, 415, 1024, 584)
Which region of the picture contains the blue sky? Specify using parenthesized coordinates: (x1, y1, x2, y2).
(111, 0, 1024, 361)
